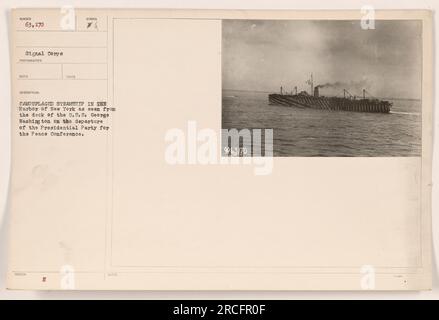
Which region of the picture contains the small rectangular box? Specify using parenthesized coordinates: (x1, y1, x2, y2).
(15, 63, 61, 80)
(62, 63, 107, 80)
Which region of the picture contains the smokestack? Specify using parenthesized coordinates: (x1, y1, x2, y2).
(314, 86, 319, 97)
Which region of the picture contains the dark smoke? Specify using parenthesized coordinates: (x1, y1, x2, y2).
(316, 79, 371, 91)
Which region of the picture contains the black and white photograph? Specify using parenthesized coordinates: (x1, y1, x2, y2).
(222, 20, 422, 157)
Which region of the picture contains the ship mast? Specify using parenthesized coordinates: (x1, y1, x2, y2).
(306, 73, 314, 95)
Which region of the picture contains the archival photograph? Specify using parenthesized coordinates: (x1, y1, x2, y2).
(222, 20, 422, 157)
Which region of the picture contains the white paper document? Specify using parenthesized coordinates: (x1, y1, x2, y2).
(7, 8, 433, 290)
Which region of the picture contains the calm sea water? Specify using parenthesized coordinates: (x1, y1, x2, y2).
(222, 90, 421, 157)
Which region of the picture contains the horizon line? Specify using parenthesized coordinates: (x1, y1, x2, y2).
(222, 88, 421, 102)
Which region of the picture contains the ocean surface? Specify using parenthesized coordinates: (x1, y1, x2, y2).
(222, 90, 421, 157)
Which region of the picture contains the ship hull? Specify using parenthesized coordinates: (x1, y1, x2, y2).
(268, 94, 391, 113)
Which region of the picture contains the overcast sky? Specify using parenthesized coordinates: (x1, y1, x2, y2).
(222, 20, 422, 99)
